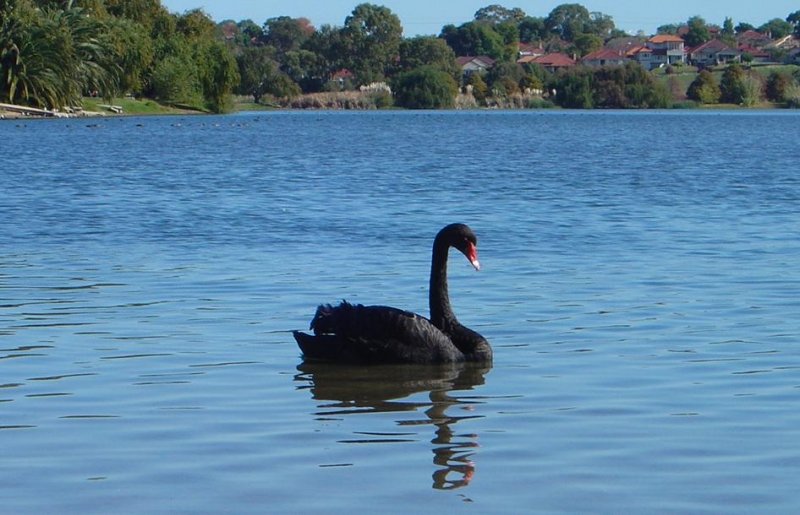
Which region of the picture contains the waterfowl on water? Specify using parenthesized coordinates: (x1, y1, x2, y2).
(293, 223, 491, 365)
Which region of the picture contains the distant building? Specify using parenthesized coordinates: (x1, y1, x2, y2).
(632, 34, 686, 70)
(763, 34, 800, 63)
(735, 29, 772, 48)
(581, 48, 627, 67)
(331, 69, 354, 87)
(687, 39, 741, 67)
(737, 43, 771, 63)
(456, 56, 495, 77)
(518, 42, 546, 58)
(528, 53, 576, 73)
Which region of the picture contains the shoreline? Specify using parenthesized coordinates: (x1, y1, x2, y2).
(0, 98, 205, 120)
(1, 98, 788, 120)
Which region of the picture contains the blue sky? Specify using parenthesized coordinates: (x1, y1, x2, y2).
(160, 0, 799, 37)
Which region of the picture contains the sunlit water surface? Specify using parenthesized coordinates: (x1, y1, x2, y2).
(2, 110, 799, 514)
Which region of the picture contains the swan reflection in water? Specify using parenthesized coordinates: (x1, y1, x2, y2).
(295, 362, 491, 490)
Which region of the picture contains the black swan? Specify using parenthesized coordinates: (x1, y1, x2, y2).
(292, 223, 491, 364)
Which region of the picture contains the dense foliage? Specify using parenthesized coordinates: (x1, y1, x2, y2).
(552, 61, 671, 108)
(716, 64, 764, 107)
(392, 65, 458, 109)
(3, 1, 800, 111)
(0, 0, 238, 111)
(687, 70, 721, 104)
(765, 70, 798, 102)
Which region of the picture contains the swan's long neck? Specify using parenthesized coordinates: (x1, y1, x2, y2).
(429, 238, 455, 330)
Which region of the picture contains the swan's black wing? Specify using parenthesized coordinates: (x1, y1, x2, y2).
(293, 301, 463, 364)
(447, 322, 492, 363)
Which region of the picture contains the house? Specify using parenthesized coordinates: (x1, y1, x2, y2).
(630, 46, 656, 69)
(624, 44, 648, 58)
(331, 69, 354, 87)
(602, 37, 648, 60)
(516, 55, 540, 65)
(581, 48, 627, 67)
(530, 53, 576, 73)
(687, 39, 740, 66)
(765, 34, 800, 51)
(763, 34, 800, 62)
(456, 56, 495, 77)
(735, 29, 772, 48)
(737, 43, 771, 63)
(518, 42, 545, 58)
(787, 46, 800, 64)
(632, 34, 686, 70)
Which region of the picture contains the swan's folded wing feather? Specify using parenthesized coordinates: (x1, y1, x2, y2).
(299, 301, 462, 364)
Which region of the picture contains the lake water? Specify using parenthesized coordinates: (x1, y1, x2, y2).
(2, 110, 799, 514)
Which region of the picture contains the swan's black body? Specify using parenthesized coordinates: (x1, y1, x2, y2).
(292, 223, 491, 364)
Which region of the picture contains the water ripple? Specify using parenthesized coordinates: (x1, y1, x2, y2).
(2, 111, 800, 515)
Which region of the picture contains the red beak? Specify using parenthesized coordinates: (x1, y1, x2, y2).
(465, 242, 480, 271)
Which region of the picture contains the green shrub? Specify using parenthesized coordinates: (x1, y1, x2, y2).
(686, 69, 720, 104)
(371, 90, 394, 109)
(391, 66, 457, 109)
(525, 97, 556, 109)
(766, 71, 794, 102)
(719, 64, 746, 103)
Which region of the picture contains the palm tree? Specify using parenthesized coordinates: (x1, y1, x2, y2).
(1, 0, 121, 108)
(42, 2, 122, 104)
(2, 25, 69, 107)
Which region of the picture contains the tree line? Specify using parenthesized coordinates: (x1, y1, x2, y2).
(2, 1, 800, 111)
(228, 3, 628, 107)
(1, 0, 238, 112)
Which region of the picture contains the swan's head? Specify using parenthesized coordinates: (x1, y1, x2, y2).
(440, 223, 480, 271)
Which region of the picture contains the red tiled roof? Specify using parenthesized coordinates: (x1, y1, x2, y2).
(738, 29, 766, 39)
(582, 48, 624, 60)
(456, 55, 496, 67)
(626, 44, 648, 56)
(737, 43, 770, 56)
(648, 34, 684, 43)
(688, 38, 735, 54)
(532, 52, 576, 67)
(518, 42, 544, 54)
(331, 69, 353, 79)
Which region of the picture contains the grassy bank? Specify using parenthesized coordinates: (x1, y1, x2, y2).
(0, 97, 206, 118)
(81, 97, 203, 115)
(653, 63, 800, 106)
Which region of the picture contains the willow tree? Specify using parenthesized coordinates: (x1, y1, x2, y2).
(104, 15, 153, 94)
(198, 39, 239, 112)
(147, 8, 239, 111)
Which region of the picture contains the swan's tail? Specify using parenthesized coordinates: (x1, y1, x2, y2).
(309, 301, 356, 335)
(293, 330, 343, 361)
